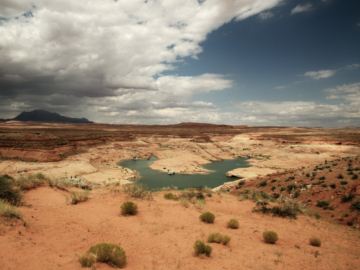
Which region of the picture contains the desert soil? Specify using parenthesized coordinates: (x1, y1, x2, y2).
(0, 187, 359, 270)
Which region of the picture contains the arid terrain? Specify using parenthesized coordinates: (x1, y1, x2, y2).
(0, 122, 359, 269)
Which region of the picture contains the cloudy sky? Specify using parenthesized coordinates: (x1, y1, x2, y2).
(0, 0, 359, 126)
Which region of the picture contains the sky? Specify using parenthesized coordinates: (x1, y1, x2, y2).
(0, 0, 359, 126)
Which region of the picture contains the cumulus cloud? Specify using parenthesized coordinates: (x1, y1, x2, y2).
(304, 69, 336, 80)
(291, 3, 313, 14)
(0, 0, 283, 122)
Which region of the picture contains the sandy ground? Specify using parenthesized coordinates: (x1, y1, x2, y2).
(0, 134, 358, 189)
(0, 187, 359, 270)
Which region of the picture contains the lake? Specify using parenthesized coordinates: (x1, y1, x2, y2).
(119, 156, 249, 190)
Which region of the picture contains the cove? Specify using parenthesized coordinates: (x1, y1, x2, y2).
(119, 156, 250, 190)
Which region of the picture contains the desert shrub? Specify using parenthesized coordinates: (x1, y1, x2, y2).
(351, 200, 360, 211)
(337, 174, 344, 179)
(287, 184, 297, 193)
(253, 200, 301, 219)
(15, 173, 47, 190)
(340, 180, 348, 185)
(280, 187, 286, 192)
(0, 175, 22, 205)
(207, 233, 231, 245)
(309, 237, 321, 247)
(329, 183, 336, 189)
(316, 200, 330, 209)
(199, 211, 215, 223)
(341, 194, 354, 203)
(163, 192, 178, 200)
(179, 189, 207, 201)
(121, 201, 138, 216)
(263, 231, 278, 244)
(80, 243, 126, 268)
(0, 199, 22, 219)
(318, 176, 326, 180)
(351, 174, 358, 180)
(271, 186, 276, 191)
(258, 180, 267, 187)
(70, 191, 89, 205)
(194, 240, 212, 257)
(122, 184, 152, 200)
(227, 218, 239, 229)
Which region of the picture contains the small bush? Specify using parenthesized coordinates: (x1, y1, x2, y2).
(80, 243, 126, 268)
(0, 175, 22, 205)
(121, 201, 138, 216)
(341, 194, 354, 203)
(70, 191, 89, 205)
(0, 200, 22, 219)
(199, 211, 215, 223)
(258, 180, 267, 187)
(15, 173, 47, 190)
(337, 174, 344, 179)
(351, 174, 358, 180)
(207, 233, 231, 245)
(340, 180, 348, 185)
(122, 184, 152, 200)
(227, 219, 239, 229)
(164, 192, 178, 200)
(263, 230, 278, 244)
(351, 200, 360, 211)
(316, 200, 330, 209)
(253, 200, 301, 219)
(194, 240, 212, 257)
(309, 237, 321, 247)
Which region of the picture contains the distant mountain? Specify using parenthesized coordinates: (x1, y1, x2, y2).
(13, 110, 92, 124)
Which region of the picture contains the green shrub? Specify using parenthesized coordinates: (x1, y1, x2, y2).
(207, 233, 231, 245)
(0, 175, 22, 205)
(341, 194, 354, 203)
(309, 237, 321, 247)
(253, 200, 301, 219)
(351, 200, 360, 211)
(199, 211, 215, 223)
(194, 240, 212, 257)
(0, 200, 22, 219)
(316, 200, 330, 209)
(263, 230, 278, 244)
(70, 191, 89, 205)
(227, 219, 239, 229)
(164, 192, 178, 200)
(122, 184, 152, 200)
(80, 243, 126, 268)
(258, 180, 267, 187)
(121, 201, 138, 216)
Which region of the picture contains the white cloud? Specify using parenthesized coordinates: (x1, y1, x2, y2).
(0, 0, 283, 122)
(258, 11, 274, 20)
(291, 3, 313, 15)
(304, 69, 336, 80)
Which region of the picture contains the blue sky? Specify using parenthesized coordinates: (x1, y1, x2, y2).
(0, 0, 359, 126)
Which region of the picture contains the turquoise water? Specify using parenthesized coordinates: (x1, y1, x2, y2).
(119, 156, 249, 190)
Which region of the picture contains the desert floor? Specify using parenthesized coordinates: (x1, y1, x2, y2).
(1, 187, 359, 270)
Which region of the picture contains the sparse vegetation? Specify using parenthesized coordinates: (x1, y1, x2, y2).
(199, 211, 215, 223)
(253, 200, 301, 219)
(351, 200, 360, 211)
(163, 192, 178, 200)
(309, 237, 321, 247)
(0, 175, 22, 205)
(70, 191, 90, 205)
(207, 233, 231, 245)
(0, 199, 22, 219)
(263, 230, 278, 244)
(316, 200, 331, 210)
(227, 218, 239, 229)
(15, 173, 47, 190)
(122, 184, 152, 200)
(194, 240, 212, 257)
(80, 243, 126, 268)
(121, 201, 138, 216)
